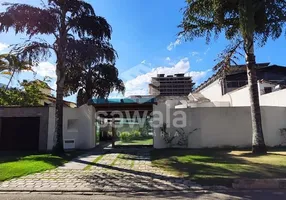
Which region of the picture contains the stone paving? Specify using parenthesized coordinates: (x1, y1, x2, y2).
(0, 148, 201, 192)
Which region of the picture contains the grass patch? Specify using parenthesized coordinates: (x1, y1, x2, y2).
(151, 149, 286, 187)
(0, 151, 83, 182)
(118, 154, 135, 168)
(116, 138, 153, 146)
(111, 154, 120, 166)
(130, 160, 135, 168)
(84, 155, 104, 170)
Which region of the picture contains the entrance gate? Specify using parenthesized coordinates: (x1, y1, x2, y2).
(88, 98, 156, 148)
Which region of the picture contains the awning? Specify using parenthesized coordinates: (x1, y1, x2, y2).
(88, 98, 156, 118)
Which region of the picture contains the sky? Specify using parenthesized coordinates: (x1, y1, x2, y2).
(0, 0, 286, 102)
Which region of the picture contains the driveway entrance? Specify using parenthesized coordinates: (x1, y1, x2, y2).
(0, 147, 198, 192)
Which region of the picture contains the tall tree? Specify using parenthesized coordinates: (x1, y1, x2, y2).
(0, 0, 113, 153)
(65, 63, 125, 107)
(0, 53, 32, 89)
(179, 0, 286, 154)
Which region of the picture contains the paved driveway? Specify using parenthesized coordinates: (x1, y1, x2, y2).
(0, 148, 200, 192)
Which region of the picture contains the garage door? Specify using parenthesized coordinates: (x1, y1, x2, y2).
(0, 117, 40, 151)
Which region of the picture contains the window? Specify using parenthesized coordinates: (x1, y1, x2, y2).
(238, 81, 247, 87)
(227, 81, 238, 88)
(264, 87, 272, 94)
(227, 80, 247, 88)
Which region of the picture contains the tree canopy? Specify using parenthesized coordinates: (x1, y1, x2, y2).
(65, 63, 125, 106)
(0, 79, 47, 106)
(0, 53, 33, 89)
(0, 1, 113, 66)
(179, 0, 286, 46)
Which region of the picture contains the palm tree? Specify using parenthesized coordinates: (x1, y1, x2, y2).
(0, 0, 113, 153)
(0, 53, 32, 89)
(179, 0, 286, 154)
(63, 34, 124, 106)
(65, 63, 125, 107)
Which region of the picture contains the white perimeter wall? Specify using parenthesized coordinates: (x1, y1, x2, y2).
(220, 86, 250, 106)
(153, 104, 286, 149)
(199, 80, 224, 102)
(221, 87, 286, 107)
(260, 89, 286, 107)
(47, 105, 95, 150)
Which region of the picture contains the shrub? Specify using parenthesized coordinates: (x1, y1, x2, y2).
(132, 130, 141, 139)
(119, 130, 144, 142)
(120, 131, 132, 142)
(96, 131, 100, 143)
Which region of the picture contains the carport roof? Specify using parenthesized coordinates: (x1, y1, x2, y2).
(88, 97, 156, 105)
(87, 98, 156, 118)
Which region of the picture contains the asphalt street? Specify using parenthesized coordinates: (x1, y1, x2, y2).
(0, 190, 286, 200)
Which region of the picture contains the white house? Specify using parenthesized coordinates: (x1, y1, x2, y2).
(181, 63, 286, 108)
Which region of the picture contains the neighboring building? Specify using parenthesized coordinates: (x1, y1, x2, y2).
(175, 63, 286, 108)
(195, 63, 286, 95)
(128, 95, 155, 99)
(0, 80, 76, 107)
(149, 73, 194, 96)
(43, 95, 77, 108)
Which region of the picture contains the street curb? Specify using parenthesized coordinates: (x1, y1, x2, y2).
(1, 189, 286, 196)
(233, 179, 286, 189)
(0, 190, 217, 196)
(0, 185, 234, 194)
(0, 188, 204, 193)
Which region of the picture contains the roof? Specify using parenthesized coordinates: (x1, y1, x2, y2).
(46, 95, 76, 107)
(88, 98, 156, 118)
(30, 79, 54, 90)
(188, 93, 210, 102)
(88, 97, 156, 105)
(156, 95, 189, 103)
(128, 95, 155, 99)
(194, 63, 279, 92)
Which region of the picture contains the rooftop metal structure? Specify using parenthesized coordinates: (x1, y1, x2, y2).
(88, 98, 156, 118)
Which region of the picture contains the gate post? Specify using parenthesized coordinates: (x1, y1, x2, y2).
(112, 117, 115, 148)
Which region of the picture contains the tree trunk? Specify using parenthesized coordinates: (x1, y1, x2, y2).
(53, 67, 65, 154)
(244, 35, 267, 154)
(5, 70, 15, 90)
(52, 8, 67, 154)
(111, 117, 115, 148)
(76, 88, 85, 107)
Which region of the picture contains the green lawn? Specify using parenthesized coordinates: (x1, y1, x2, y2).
(116, 138, 153, 146)
(0, 151, 83, 181)
(151, 149, 286, 186)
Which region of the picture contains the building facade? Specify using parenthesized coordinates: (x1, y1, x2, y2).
(149, 73, 194, 96)
(184, 63, 286, 107)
